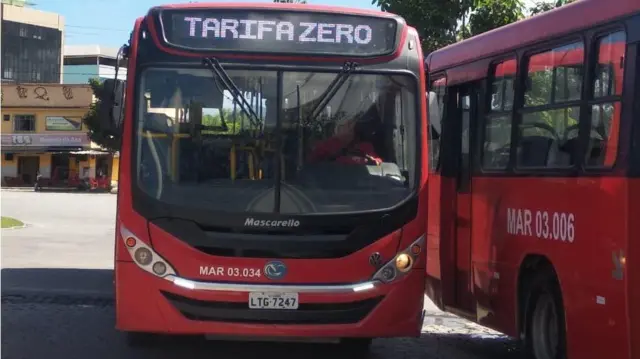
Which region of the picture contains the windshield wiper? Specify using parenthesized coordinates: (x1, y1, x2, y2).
(202, 57, 261, 128)
(309, 61, 359, 121)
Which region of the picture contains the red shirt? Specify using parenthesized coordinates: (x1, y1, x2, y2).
(307, 137, 382, 165)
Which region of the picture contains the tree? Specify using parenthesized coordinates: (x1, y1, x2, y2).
(467, 0, 524, 39)
(82, 78, 121, 152)
(273, 0, 307, 3)
(373, 0, 581, 54)
(373, 0, 473, 55)
(372, 0, 526, 54)
(529, 0, 577, 16)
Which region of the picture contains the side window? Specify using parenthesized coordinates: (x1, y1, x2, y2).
(518, 41, 584, 168)
(586, 30, 626, 168)
(428, 78, 446, 172)
(482, 58, 516, 169)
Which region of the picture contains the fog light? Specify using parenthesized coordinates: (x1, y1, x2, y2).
(380, 266, 396, 282)
(134, 247, 153, 266)
(125, 237, 136, 248)
(152, 262, 167, 276)
(395, 253, 413, 272)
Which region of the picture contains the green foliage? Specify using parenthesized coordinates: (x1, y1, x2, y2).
(201, 109, 255, 135)
(82, 78, 122, 152)
(468, 0, 524, 38)
(529, 0, 577, 16)
(372, 0, 474, 54)
(522, 67, 579, 138)
(373, 0, 577, 54)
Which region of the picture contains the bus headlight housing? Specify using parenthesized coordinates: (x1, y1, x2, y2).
(120, 226, 176, 278)
(372, 235, 424, 284)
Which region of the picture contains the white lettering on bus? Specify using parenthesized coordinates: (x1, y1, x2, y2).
(276, 21, 294, 41)
(239, 19, 258, 39)
(199, 266, 262, 278)
(183, 17, 372, 45)
(244, 217, 301, 228)
(221, 18, 239, 39)
(299, 22, 316, 42)
(507, 208, 575, 243)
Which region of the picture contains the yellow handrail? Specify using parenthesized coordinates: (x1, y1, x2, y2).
(230, 145, 259, 180)
(230, 144, 237, 180)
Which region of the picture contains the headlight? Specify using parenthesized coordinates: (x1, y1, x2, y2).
(372, 235, 424, 284)
(120, 226, 177, 278)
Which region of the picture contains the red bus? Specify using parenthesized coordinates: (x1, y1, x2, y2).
(99, 2, 428, 352)
(424, 0, 639, 358)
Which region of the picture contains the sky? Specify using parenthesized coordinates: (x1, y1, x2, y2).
(32, 0, 539, 48)
(32, 0, 379, 48)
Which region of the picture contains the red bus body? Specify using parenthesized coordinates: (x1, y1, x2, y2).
(425, 1, 640, 358)
(112, 2, 428, 344)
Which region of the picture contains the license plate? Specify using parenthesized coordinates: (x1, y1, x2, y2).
(248, 292, 299, 310)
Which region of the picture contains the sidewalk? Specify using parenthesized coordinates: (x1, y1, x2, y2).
(1, 187, 113, 194)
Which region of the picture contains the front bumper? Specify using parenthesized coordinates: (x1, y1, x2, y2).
(115, 262, 425, 338)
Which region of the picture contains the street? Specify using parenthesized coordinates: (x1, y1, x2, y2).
(1, 191, 518, 359)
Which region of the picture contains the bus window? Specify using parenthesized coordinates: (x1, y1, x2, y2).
(428, 78, 446, 172)
(482, 58, 516, 169)
(586, 30, 626, 168)
(518, 41, 584, 168)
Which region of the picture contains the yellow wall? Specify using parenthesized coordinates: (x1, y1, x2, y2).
(1, 153, 51, 179)
(111, 155, 120, 184)
(1, 107, 88, 134)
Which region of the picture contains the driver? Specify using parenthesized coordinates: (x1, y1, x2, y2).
(306, 102, 383, 166)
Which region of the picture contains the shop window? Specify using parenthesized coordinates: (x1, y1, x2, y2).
(14, 115, 36, 132)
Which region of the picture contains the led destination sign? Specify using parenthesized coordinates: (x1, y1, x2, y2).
(157, 9, 401, 56)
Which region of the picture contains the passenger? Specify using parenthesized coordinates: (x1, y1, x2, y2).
(307, 106, 383, 166)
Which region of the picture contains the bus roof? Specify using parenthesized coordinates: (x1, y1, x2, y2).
(427, 0, 640, 72)
(149, 2, 393, 18)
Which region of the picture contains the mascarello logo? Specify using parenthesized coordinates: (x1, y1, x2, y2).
(244, 217, 300, 228)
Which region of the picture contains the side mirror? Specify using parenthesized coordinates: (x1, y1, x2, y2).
(98, 79, 125, 135)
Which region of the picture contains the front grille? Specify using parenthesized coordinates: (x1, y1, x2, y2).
(161, 291, 383, 325)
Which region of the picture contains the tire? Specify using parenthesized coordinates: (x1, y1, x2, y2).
(521, 268, 567, 359)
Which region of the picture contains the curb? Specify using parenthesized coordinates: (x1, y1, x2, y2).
(1, 188, 36, 192)
(1, 188, 112, 194)
(1, 223, 27, 230)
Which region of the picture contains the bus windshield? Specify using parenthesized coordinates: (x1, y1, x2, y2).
(135, 67, 418, 214)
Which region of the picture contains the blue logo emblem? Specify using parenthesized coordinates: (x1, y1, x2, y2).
(263, 261, 287, 280)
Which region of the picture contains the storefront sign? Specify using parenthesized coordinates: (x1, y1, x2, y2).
(0, 84, 93, 108)
(1, 133, 90, 149)
(45, 116, 82, 131)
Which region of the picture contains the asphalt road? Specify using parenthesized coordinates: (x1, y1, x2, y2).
(1, 190, 518, 359)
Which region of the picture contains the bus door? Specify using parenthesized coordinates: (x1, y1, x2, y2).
(440, 82, 479, 313)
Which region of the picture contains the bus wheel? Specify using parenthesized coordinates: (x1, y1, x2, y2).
(340, 338, 373, 357)
(522, 269, 567, 359)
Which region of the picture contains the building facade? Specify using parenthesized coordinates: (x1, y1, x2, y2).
(1, 83, 112, 187)
(1, 3, 64, 83)
(63, 45, 127, 85)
